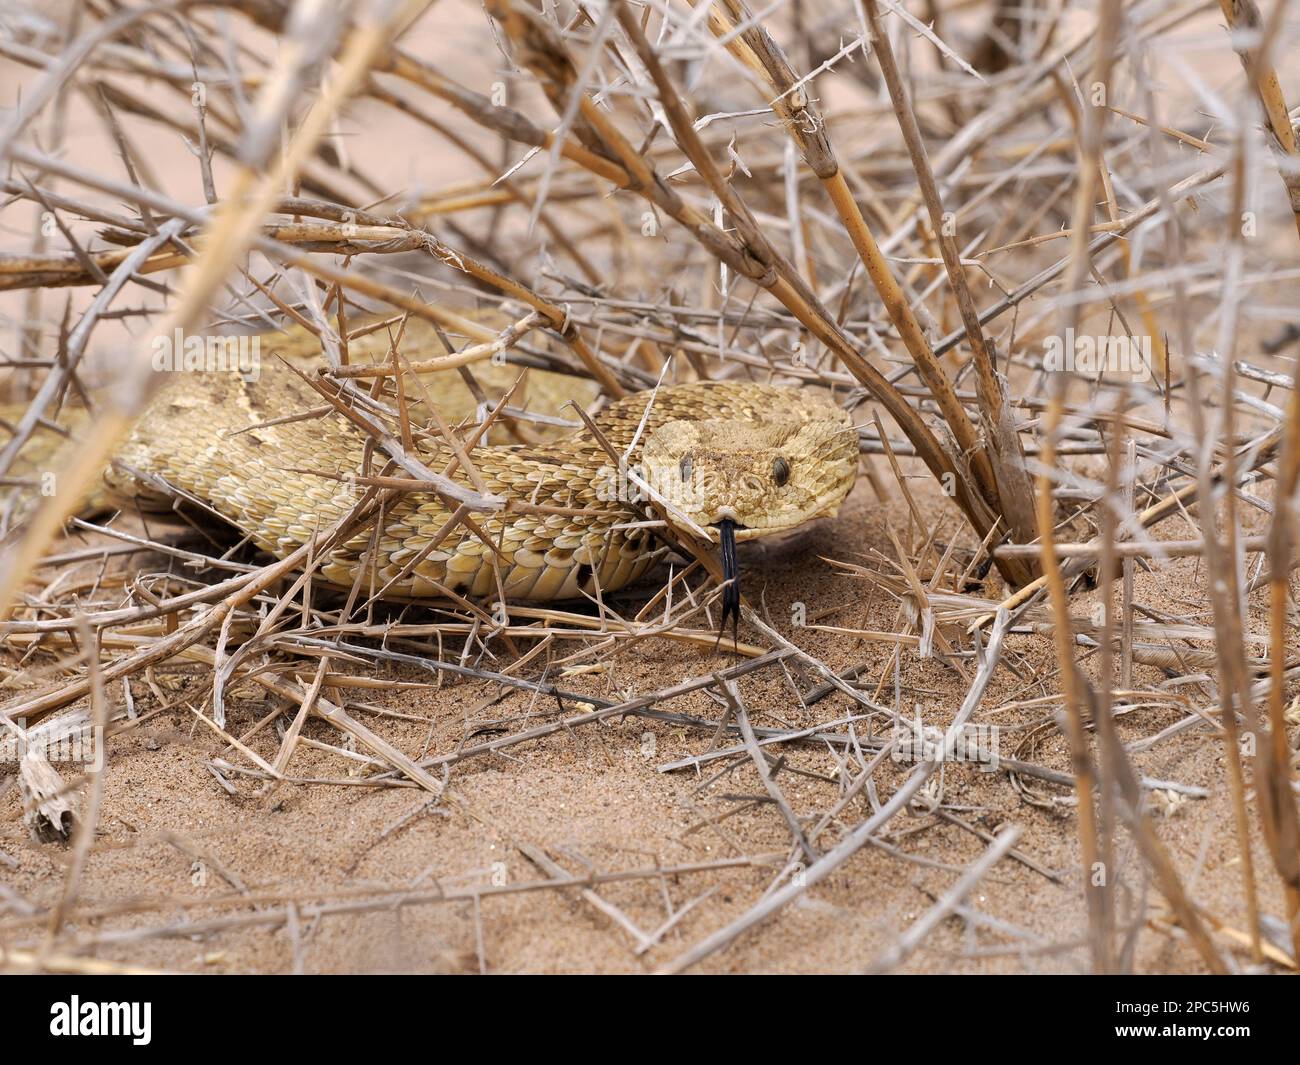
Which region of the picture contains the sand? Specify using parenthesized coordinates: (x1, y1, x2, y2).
(1, 467, 1291, 973)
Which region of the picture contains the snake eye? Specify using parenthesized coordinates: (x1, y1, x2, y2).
(773, 456, 790, 486)
(679, 454, 693, 483)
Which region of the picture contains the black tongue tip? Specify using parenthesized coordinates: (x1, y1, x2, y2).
(718, 518, 740, 644)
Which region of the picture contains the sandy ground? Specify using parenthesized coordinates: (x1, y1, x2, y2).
(1, 467, 1291, 973)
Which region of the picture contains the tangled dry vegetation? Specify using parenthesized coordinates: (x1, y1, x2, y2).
(0, 0, 1298, 973)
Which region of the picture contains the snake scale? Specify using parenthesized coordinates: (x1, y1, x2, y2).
(10, 314, 861, 607)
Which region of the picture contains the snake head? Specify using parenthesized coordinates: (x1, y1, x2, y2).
(641, 404, 857, 640)
(640, 408, 859, 543)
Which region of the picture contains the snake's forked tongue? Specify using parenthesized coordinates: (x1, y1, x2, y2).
(718, 518, 740, 643)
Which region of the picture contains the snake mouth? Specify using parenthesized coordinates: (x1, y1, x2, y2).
(705, 517, 794, 542)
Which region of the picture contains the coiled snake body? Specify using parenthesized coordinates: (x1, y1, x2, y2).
(21, 318, 861, 605)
